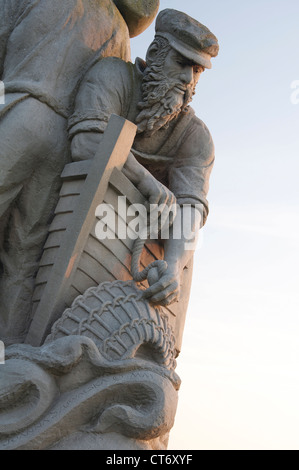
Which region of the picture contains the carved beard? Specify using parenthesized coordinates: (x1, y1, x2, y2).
(136, 66, 195, 137)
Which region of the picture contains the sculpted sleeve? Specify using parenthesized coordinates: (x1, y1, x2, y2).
(68, 57, 134, 138)
(168, 115, 215, 226)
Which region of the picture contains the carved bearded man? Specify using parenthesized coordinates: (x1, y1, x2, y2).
(0, 0, 159, 344)
(69, 9, 219, 308)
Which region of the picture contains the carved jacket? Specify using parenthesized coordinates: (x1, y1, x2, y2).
(68, 57, 216, 224)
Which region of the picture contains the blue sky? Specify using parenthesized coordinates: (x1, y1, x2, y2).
(131, 0, 299, 450)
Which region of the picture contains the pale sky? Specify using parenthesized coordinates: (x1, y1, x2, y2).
(131, 0, 299, 450)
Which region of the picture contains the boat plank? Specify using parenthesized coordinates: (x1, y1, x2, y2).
(55, 194, 79, 214)
(59, 179, 85, 197)
(43, 230, 66, 249)
(35, 265, 53, 284)
(72, 268, 114, 295)
(84, 238, 132, 281)
(39, 248, 58, 266)
(48, 213, 73, 231)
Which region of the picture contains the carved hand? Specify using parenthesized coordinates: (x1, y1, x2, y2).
(142, 264, 180, 306)
(136, 172, 176, 214)
(123, 152, 177, 231)
(71, 132, 102, 161)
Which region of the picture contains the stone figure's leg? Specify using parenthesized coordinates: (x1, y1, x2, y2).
(0, 98, 69, 345)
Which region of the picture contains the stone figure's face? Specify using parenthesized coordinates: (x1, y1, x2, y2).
(163, 48, 204, 94)
(136, 43, 205, 137)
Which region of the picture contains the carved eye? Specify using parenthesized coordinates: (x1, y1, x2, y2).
(193, 66, 202, 74)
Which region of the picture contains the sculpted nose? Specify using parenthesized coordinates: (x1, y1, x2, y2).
(180, 67, 193, 85)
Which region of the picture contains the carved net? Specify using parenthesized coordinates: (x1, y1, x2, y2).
(46, 280, 176, 369)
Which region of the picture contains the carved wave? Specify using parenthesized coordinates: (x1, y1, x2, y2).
(0, 336, 180, 450)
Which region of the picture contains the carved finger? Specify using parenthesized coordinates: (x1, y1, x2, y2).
(159, 292, 179, 306)
(157, 190, 169, 206)
(150, 282, 179, 304)
(148, 186, 163, 205)
(142, 275, 174, 299)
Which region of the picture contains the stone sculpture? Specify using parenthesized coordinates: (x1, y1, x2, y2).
(0, 4, 219, 450)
